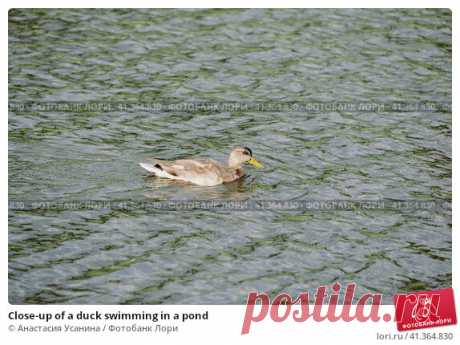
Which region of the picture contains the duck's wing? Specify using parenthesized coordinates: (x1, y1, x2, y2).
(143, 158, 226, 186)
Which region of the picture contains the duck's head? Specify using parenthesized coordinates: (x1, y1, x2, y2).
(228, 147, 263, 169)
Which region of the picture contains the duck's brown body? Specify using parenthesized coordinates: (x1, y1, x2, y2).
(146, 158, 243, 186)
(139, 147, 262, 187)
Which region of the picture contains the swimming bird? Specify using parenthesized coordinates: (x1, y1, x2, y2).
(139, 147, 263, 186)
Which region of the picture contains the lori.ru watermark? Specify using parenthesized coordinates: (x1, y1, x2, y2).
(8, 199, 451, 211)
(8, 101, 452, 113)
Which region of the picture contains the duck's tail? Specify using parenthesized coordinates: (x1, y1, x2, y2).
(139, 162, 176, 179)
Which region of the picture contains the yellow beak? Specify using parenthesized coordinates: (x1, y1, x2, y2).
(247, 157, 263, 168)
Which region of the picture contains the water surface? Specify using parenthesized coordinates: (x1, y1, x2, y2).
(8, 9, 451, 304)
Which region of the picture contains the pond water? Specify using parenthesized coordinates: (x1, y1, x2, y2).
(8, 9, 451, 304)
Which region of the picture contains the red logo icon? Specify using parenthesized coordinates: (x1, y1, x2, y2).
(394, 288, 457, 331)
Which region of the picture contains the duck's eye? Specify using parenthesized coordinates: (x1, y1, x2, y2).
(243, 147, 252, 156)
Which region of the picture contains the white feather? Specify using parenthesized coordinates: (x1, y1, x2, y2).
(139, 163, 177, 179)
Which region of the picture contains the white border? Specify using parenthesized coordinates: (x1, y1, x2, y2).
(2, 1, 458, 344)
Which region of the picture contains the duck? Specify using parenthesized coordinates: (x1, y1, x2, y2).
(139, 147, 263, 186)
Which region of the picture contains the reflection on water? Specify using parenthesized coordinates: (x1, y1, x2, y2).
(144, 175, 253, 200)
(8, 8, 451, 304)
